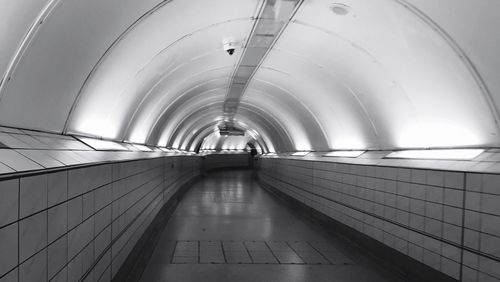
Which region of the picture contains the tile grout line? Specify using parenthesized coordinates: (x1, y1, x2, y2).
(220, 241, 228, 264)
(243, 241, 254, 264)
(306, 241, 333, 265)
(285, 241, 307, 265)
(263, 241, 281, 264)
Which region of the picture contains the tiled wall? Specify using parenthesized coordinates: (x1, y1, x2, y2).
(0, 155, 201, 282)
(257, 157, 500, 282)
(203, 154, 250, 170)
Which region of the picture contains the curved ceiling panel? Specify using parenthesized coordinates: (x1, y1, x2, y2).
(0, 0, 52, 84)
(67, 0, 260, 139)
(242, 80, 327, 151)
(0, 0, 165, 132)
(155, 95, 226, 147)
(284, 0, 500, 149)
(249, 67, 374, 150)
(402, 0, 500, 128)
(187, 118, 274, 153)
(165, 103, 290, 152)
(0, 0, 499, 154)
(128, 71, 230, 144)
(201, 131, 254, 151)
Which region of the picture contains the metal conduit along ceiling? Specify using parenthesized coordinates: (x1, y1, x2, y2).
(0, 0, 499, 152)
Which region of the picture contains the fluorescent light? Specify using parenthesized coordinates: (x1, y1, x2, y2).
(131, 144, 153, 152)
(386, 149, 484, 160)
(77, 137, 128, 151)
(292, 151, 310, 156)
(323, 150, 365, 158)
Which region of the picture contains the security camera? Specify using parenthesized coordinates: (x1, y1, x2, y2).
(223, 42, 236, 55)
(222, 38, 237, 56)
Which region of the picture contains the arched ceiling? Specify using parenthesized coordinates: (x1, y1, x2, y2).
(0, 0, 499, 153)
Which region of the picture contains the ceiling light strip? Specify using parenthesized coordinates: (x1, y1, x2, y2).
(222, 0, 304, 120)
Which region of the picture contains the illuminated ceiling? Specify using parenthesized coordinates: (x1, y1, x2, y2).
(0, 0, 499, 152)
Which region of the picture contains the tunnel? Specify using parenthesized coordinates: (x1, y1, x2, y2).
(0, 0, 500, 281)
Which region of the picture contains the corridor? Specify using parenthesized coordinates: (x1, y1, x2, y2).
(1, 0, 500, 281)
(138, 170, 403, 282)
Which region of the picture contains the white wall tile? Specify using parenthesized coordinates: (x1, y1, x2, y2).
(20, 175, 47, 218)
(464, 229, 480, 249)
(409, 214, 425, 230)
(443, 206, 462, 226)
(465, 192, 481, 211)
(480, 233, 500, 258)
(48, 235, 67, 280)
(396, 196, 410, 211)
(94, 185, 112, 211)
(397, 168, 411, 182)
(441, 243, 460, 262)
(461, 266, 478, 282)
(0, 268, 18, 282)
(19, 211, 47, 262)
(481, 193, 500, 216)
(95, 226, 111, 259)
(464, 211, 481, 230)
(95, 206, 111, 235)
(481, 213, 500, 235)
(19, 248, 47, 282)
(482, 174, 500, 195)
(410, 199, 425, 216)
(397, 181, 410, 196)
(424, 218, 442, 237)
(50, 266, 67, 282)
(442, 223, 461, 244)
(94, 250, 111, 282)
(463, 250, 479, 268)
(408, 243, 423, 262)
(48, 171, 67, 207)
(410, 184, 426, 200)
(0, 223, 18, 277)
(68, 196, 83, 230)
(478, 256, 500, 281)
(68, 253, 82, 282)
(425, 202, 443, 220)
(83, 192, 94, 220)
(426, 186, 443, 203)
(443, 188, 463, 207)
(423, 236, 441, 254)
(444, 172, 464, 189)
(82, 241, 95, 276)
(0, 179, 18, 226)
(48, 202, 67, 243)
(466, 173, 482, 192)
(423, 249, 440, 270)
(411, 169, 426, 184)
(427, 170, 444, 187)
(441, 257, 460, 280)
(68, 217, 94, 260)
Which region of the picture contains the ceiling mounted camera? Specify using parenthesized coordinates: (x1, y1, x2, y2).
(222, 38, 237, 55)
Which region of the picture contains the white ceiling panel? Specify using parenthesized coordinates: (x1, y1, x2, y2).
(0, 0, 499, 156)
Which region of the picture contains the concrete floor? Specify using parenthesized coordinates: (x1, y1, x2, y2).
(139, 170, 407, 282)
